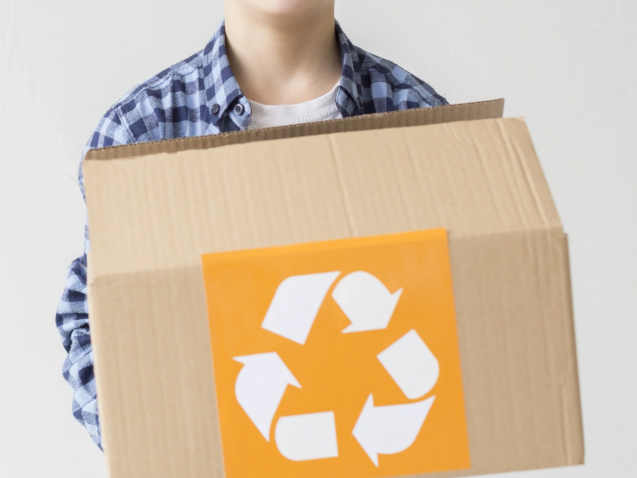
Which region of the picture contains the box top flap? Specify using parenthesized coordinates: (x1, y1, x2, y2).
(84, 112, 562, 279)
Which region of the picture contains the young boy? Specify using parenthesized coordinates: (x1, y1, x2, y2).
(56, 0, 447, 450)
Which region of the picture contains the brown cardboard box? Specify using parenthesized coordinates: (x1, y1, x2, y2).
(83, 99, 583, 478)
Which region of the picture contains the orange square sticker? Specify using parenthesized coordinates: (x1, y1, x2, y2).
(201, 228, 470, 478)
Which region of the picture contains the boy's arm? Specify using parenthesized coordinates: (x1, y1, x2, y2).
(56, 254, 101, 446)
(56, 108, 133, 449)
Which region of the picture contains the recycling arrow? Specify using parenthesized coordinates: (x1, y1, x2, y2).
(262, 271, 341, 344)
(352, 394, 436, 466)
(377, 330, 439, 399)
(234, 352, 301, 441)
(275, 412, 339, 461)
(332, 271, 403, 333)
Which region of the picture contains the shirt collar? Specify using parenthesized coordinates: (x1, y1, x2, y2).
(202, 22, 248, 128)
(334, 21, 364, 117)
(202, 20, 363, 129)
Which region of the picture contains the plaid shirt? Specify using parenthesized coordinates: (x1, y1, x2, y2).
(56, 21, 448, 450)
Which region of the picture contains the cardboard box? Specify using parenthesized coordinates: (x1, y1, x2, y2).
(84, 99, 584, 478)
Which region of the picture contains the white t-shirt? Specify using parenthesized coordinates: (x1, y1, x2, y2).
(247, 83, 342, 130)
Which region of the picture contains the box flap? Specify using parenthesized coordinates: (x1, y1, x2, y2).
(85, 115, 560, 279)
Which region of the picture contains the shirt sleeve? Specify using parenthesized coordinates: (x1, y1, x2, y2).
(56, 107, 133, 450)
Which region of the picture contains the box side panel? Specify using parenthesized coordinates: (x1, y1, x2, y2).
(89, 268, 224, 478)
(85, 100, 504, 161)
(90, 228, 583, 478)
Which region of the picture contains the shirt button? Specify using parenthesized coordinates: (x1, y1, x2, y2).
(234, 103, 245, 115)
(357, 97, 364, 108)
(211, 104, 220, 115)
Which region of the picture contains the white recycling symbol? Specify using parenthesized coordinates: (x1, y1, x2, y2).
(233, 271, 440, 466)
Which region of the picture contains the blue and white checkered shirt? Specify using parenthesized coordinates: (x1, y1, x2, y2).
(56, 20, 448, 450)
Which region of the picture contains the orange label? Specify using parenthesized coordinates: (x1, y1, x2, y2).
(201, 228, 470, 478)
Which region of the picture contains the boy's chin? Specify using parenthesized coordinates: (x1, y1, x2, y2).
(241, 0, 333, 18)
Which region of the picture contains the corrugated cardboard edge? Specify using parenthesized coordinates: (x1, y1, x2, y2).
(85, 99, 504, 161)
(559, 233, 586, 466)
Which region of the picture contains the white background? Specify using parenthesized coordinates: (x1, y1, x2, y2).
(0, 0, 635, 476)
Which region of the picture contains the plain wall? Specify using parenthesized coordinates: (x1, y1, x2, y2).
(0, 0, 635, 476)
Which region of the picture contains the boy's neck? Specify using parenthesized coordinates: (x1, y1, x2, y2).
(224, 5, 342, 106)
